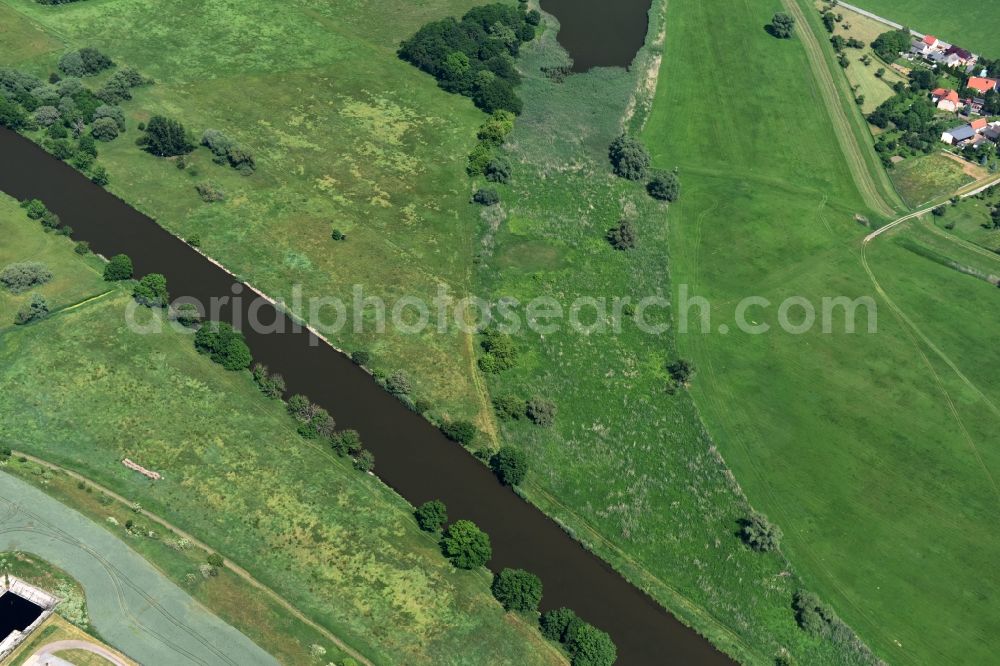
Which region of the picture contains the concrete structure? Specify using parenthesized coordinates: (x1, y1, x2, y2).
(0, 576, 60, 660)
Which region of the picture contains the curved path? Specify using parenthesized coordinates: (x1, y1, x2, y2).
(25, 639, 128, 666)
(0, 472, 277, 666)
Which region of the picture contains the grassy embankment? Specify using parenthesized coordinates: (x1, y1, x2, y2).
(849, 0, 1000, 55)
(643, 0, 1000, 664)
(0, 196, 561, 666)
(0, 0, 500, 433)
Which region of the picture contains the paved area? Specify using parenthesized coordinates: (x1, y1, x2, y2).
(24, 639, 127, 666)
(0, 472, 277, 666)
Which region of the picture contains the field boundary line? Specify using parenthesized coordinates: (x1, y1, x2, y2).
(9, 450, 375, 666)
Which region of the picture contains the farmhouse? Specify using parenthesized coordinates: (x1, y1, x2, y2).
(967, 76, 998, 94)
(941, 124, 976, 145)
(932, 88, 961, 112)
(908, 33, 979, 72)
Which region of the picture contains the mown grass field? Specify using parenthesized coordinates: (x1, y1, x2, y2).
(0, 197, 560, 666)
(0, 0, 497, 430)
(852, 0, 1000, 56)
(642, 0, 1000, 663)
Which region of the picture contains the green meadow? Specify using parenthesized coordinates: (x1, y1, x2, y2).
(0, 197, 560, 666)
(852, 0, 1000, 56)
(0, 0, 496, 429)
(641, 0, 1000, 663)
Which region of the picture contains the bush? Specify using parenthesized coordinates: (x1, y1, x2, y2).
(74, 241, 90, 255)
(58, 48, 113, 77)
(493, 393, 526, 420)
(479, 328, 517, 373)
(132, 273, 169, 307)
(90, 117, 120, 142)
(441, 419, 477, 445)
(194, 321, 252, 370)
(0, 262, 52, 294)
(207, 553, 224, 567)
(525, 396, 556, 427)
(0, 96, 28, 130)
(331, 429, 363, 457)
(415, 499, 448, 531)
(484, 156, 512, 183)
(667, 358, 695, 385)
(467, 142, 493, 176)
(793, 589, 837, 638)
(195, 181, 225, 202)
(331, 228, 346, 241)
(103, 253, 133, 281)
(33, 105, 60, 127)
(201, 129, 256, 174)
(739, 511, 783, 552)
(351, 350, 371, 366)
(385, 370, 412, 395)
(647, 171, 680, 201)
(608, 134, 649, 180)
(490, 445, 528, 486)
(440, 519, 491, 569)
(539, 607, 580, 642)
(491, 568, 542, 612)
(93, 104, 126, 130)
(566, 623, 617, 666)
(606, 219, 636, 250)
(251, 363, 286, 398)
(90, 165, 110, 186)
(23, 199, 47, 220)
(473, 187, 500, 205)
(138, 115, 193, 157)
(353, 449, 375, 472)
(14, 294, 49, 325)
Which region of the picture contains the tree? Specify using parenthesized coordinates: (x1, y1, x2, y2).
(566, 623, 617, 666)
(667, 358, 695, 385)
(90, 165, 110, 186)
(493, 393, 526, 420)
(14, 294, 49, 325)
(103, 253, 133, 281)
(23, 199, 48, 220)
(491, 568, 543, 612)
(91, 117, 120, 142)
(485, 156, 512, 183)
(0, 262, 52, 294)
(739, 511, 783, 552)
(133, 273, 168, 307)
(33, 106, 60, 127)
(932, 205, 947, 217)
(353, 449, 375, 472)
(194, 321, 252, 370)
(251, 363, 286, 398)
(490, 445, 528, 486)
(332, 429, 363, 457)
(414, 499, 448, 531)
(138, 115, 194, 157)
(770, 12, 795, 38)
(525, 396, 556, 426)
(792, 589, 837, 637)
(607, 219, 636, 250)
(647, 171, 679, 201)
(440, 519, 491, 569)
(473, 187, 500, 205)
(0, 96, 28, 130)
(539, 607, 580, 642)
(871, 29, 911, 61)
(441, 419, 477, 445)
(351, 350, 371, 366)
(93, 104, 126, 130)
(206, 553, 224, 567)
(608, 134, 650, 180)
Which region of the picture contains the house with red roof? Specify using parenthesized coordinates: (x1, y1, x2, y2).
(967, 77, 998, 94)
(932, 88, 961, 112)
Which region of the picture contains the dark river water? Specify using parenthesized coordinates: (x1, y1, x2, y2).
(540, 0, 651, 71)
(0, 128, 733, 665)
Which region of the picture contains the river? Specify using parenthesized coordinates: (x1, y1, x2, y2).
(0, 128, 733, 665)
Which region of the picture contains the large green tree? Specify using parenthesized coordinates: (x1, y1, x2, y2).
(491, 568, 542, 612)
(440, 519, 491, 569)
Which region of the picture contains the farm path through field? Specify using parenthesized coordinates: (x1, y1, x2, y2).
(24, 639, 129, 666)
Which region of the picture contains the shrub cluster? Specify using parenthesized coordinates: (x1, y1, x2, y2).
(194, 321, 252, 370)
(441, 419, 477, 446)
(96, 67, 150, 104)
(103, 253, 133, 281)
(398, 4, 539, 114)
(647, 171, 680, 202)
(467, 110, 515, 176)
(608, 134, 650, 180)
(58, 48, 113, 77)
(791, 588, 882, 662)
(478, 327, 516, 373)
(739, 511, 783, 552)
(15, 294, 50, 325)
(251, 363, 286, 398)
(287, 394, 337, 440)
(132, 273, 169, 307)
(0, 262, 52, 294)
(21, 198, 66, 234)
(606, 219, 636, 250)
(201, 129, 256, 175)
(539, 607, 617, 666)
(414, 499, 448, 532)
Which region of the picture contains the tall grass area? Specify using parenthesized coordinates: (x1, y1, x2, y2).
(0, 0, 503, 429)
(850, 0, 1000, 56)
(0, 197, 560, 666)
(471, 3, 880, 664)
(643, 0, 1000, 663)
